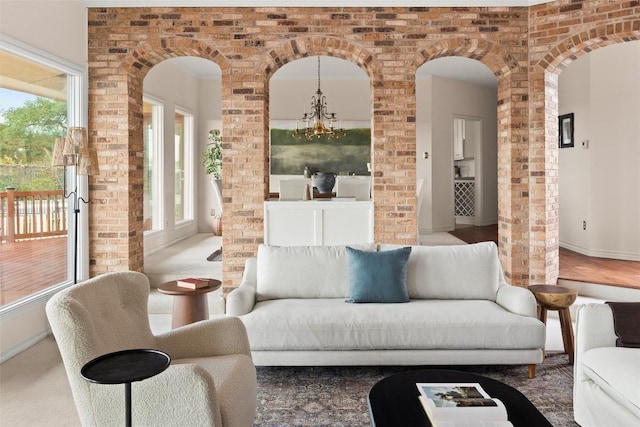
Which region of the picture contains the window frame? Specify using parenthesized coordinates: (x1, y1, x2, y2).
(0, 34, 86, 311)
(174, 106, 195, 226)
(142, 95, 165, 234)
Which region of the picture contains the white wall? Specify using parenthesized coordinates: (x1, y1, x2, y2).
(417, 75, 498, 233)
(0, 0, 87, 362)
(197, 79, 223, 232)
(0, 0, 86, 66)
(559, 41, 640, 260)
(270, 78, 370, 121)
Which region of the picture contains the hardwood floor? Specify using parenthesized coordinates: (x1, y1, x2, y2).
(449, 224, 640, 290)
(0, 237, 68, 306)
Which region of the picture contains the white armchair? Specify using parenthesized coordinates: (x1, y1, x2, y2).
(574, 303, 640, 426)
(46, 271, 257, 427)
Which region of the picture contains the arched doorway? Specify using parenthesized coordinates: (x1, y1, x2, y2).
(556, 40, 640, 289)
(532, 24, 640, 287)
(415, 57, 498, 241)
(268, 55, 371, 194)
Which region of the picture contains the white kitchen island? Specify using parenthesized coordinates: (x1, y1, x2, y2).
(264, 199, 374, 246)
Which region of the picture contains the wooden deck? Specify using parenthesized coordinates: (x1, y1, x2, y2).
(0, 228, 638, 307)
(0, 237, 67, 306)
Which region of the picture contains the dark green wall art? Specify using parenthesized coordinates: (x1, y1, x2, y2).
(270, 126, 371, 176)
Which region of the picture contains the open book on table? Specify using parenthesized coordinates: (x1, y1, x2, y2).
(416, 383, 513, 427)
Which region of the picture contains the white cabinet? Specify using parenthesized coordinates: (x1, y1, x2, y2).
(264, 200, 374, 246)
(454, 118, 477, 160)
(454, 118, 465, 160)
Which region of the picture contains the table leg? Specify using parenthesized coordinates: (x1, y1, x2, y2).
(538, 306, 548, 325)
(171, 294, 209, 328)
(125, 382, 132, 427)
(559, 308, 575, 364)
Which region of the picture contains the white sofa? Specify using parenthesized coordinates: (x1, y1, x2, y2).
(227, 242, 545, 377)
(574, 303, 640, 426)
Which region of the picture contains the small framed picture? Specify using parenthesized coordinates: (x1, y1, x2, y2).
(558, 113, 574, 148)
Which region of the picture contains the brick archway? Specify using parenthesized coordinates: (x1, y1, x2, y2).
(529, 20, 640, 286)
(262, 36, 378, 80)
(89, 37, 229, 275)
(408, 37, 529, 285)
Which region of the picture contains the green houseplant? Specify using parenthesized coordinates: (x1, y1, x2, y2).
(203, 129, 223, 236)
(203, 129, 222, 179)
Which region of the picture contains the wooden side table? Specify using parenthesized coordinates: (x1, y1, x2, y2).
(81, 349, 170, 427)
(158, 279, 221, 329)
(528, 284, 578, 364)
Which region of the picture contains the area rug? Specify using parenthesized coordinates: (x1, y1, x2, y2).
(254, 352, 576, 426)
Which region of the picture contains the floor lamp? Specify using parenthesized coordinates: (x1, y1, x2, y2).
(52, 127, 99, 284)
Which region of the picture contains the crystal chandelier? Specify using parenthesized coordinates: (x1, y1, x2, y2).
(293, 56, 345, 140)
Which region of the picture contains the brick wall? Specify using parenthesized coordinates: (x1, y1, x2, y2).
(86, 2, 639, 290)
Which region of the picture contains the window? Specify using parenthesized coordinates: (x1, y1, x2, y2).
(0, 35, 85, 308)
(174, 108, 194, 224)
(143, 97, 163, 232)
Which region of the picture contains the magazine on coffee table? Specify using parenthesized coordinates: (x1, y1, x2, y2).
(416, 383, 513, 427)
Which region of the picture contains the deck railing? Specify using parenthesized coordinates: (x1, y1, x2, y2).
(0, 188, 67, 242)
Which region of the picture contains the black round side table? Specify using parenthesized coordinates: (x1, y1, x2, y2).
(81, 349, 171, 427)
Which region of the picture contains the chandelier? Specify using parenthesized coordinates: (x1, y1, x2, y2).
(293, 56, 345, 140)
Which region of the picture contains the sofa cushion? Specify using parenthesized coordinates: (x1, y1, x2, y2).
(379, 242, 503, 300)
(345, 246, 411, 303)
(581, 347, 640, 418)
(256, 244, 376, 301)
(239, 299, 545, 351)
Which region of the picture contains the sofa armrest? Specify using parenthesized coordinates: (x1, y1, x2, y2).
(226, 258, 257, 316)
(496, 284, 537, 317)
(575, 304, 617, 357)
(154, 316, 252, 359)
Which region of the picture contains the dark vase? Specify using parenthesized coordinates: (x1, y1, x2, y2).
(312, 172, 337, 194)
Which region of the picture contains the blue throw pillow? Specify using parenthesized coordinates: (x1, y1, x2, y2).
(345, 246, 412, 303)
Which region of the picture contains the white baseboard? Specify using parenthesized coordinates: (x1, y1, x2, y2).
(559, 279, 640, 301)
(0, 330, 50, 364)
(560, 241, 640, 261)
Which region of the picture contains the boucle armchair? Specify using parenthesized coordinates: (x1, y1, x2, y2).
(46, 271, 256, 427)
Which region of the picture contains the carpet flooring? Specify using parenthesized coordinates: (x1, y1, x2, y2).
(1, 333, 576, 426)
(254, 352, 576, 427)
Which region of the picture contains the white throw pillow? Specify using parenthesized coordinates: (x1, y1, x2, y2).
(256, 243, 376, 301)
(379, 242, 503, 300)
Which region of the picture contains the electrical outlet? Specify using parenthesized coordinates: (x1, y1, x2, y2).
(583, 221, 586, 230)
(423, 152, 429, 159)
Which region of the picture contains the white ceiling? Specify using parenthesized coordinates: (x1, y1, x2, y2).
(85, 1, 553, 6)
(170, 55, 497, 88)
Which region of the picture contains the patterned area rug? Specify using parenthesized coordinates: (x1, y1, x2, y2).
(255, 352, 576, 426)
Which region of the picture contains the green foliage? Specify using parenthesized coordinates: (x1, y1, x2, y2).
(0, 97, 67, 190)
(203, 129, 222, 178)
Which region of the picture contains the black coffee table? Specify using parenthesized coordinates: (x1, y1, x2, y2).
(368, 369, 551, 427)
(81, 349, 171, 427)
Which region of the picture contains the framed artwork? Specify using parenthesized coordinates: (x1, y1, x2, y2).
(269, 120, 371, 176)
(558, 113, 574, 148)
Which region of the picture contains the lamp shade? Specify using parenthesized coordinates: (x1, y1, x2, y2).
(65, 127, 89, 156)
(52, 137, 66, 166)
(78, 147, 100, 176)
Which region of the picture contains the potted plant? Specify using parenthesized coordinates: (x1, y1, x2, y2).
(203, 129, 222, 179)
(203, 129, 222, 235)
